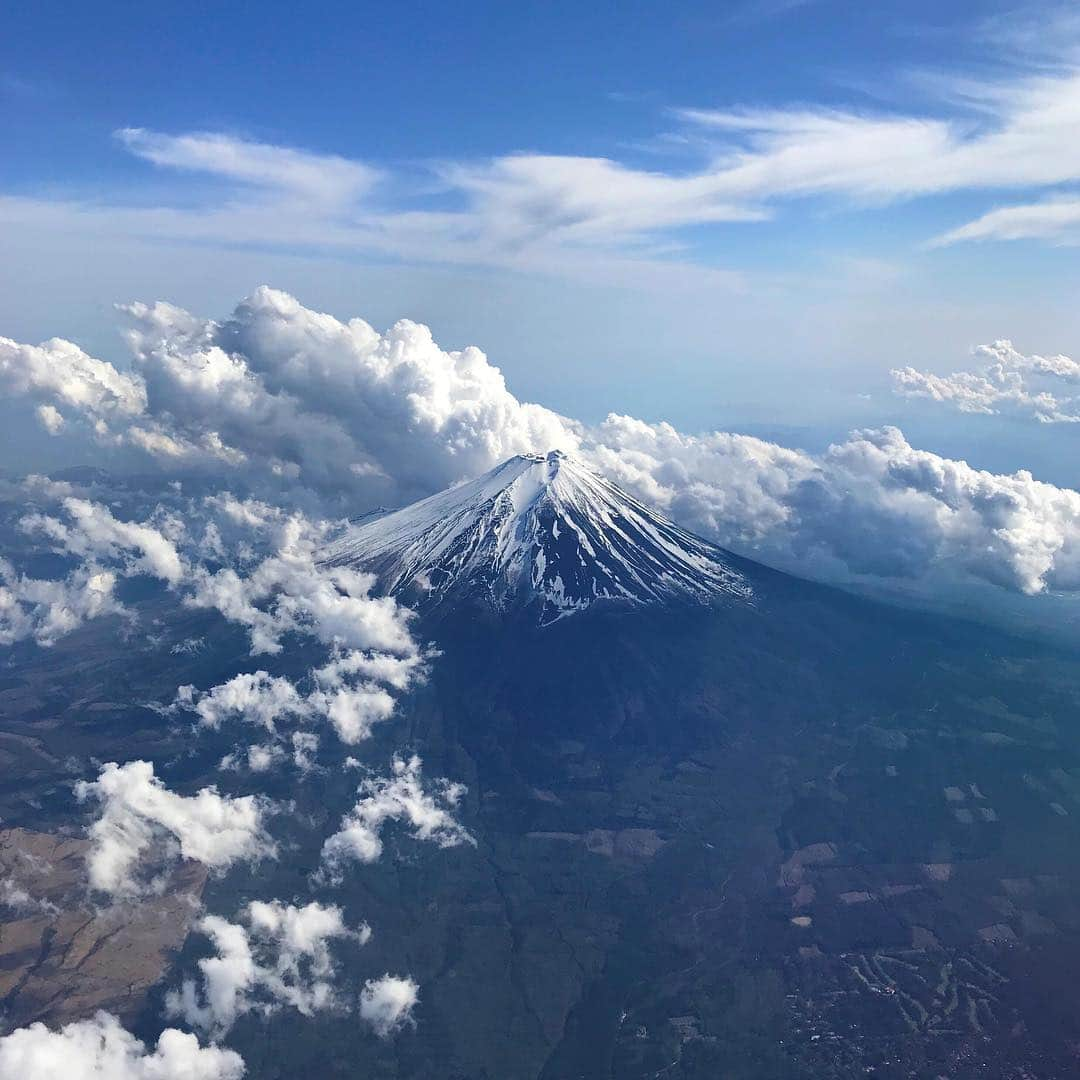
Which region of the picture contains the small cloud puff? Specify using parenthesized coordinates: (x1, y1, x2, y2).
(893, 339, 1080, 424)
(167, 900, 372, 1038)
(75, 760, 276, 899)
(319, 754, 474, 882)
(360, 974, 419, 1038)
(0, 559, 118, 647)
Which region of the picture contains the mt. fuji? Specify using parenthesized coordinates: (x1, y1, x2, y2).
(323, 450, 751, 623)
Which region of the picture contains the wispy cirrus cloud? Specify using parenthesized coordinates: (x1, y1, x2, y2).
(116, 128, 380, 206)
(105, 68, 1080, 256)
(4, 49, 1080, 285)
(677, 70, 1080, 203)
(930, 195, 1080, 246)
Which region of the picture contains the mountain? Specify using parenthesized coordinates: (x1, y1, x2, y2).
(8, 457, 1080, 1080)
(323, 450, 752, 623)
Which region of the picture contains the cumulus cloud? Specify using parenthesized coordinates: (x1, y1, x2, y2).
(598, 421, 1080, 595)
(167, 900, 370, 1037)
(22, 497, 186, 584)
(75, 760, 276, 898)
(186, 509, 418, 656)
(290, 731, 319, 772)
(800, 427, 1080, 593)
(892, 339, 1080, 423)
(1, 483, 435, 673)
(177, 672, 309, 733)
(0, 559, 119, 646)
(218, 743, 283, 774)
(6, 290, 1080, 601)
(0, 334, 146, 435)
(589, 413, 816, 543)
(306, 651, 400, 744)
(179, 507, 428, 754)
(359, 975, 419, 1038)
(35, 404, 65, 435)
(178, 646, 424, 759)
(0, 496, 190, 646)
(0, 1011, 244, 1080)
(320, 755, 473, 881)
(1, 287, 577, 502)
(187, 659, 400, 748)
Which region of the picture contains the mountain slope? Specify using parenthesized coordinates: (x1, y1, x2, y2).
(323, 450, 752, 623)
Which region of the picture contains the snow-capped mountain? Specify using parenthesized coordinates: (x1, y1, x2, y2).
(323, 450, 752, 623)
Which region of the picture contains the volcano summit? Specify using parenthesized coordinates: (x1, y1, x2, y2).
(323, 450, 751, 623)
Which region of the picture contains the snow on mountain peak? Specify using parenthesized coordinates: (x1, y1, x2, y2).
(323, 451, 752, 623)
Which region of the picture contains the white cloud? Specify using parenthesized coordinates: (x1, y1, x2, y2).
(0, 878, 57, 916)
(75, 760, 276, 898)
(124, 287, 578, 499)
(35, 404, 64, 434)
(220, 743, 283, 773)
(0, 333, 146, 434)
(178, 649, 419, 753)
(931, 195, 1080, 246)
(178, 672, 309, 733)
(22, 498, 186, 584)
(589, 413, 815, 543)
(797, 426, 1080, 594)
(7, 290, 1080, 602)
(117, 129, 379, 207)
(167, 900, 370, 1038)
(314, 647, 431, 692)
(307, 650, 403, 744)
(444, 153, 767, 250)
(443, 70, 1080, 254)
(6, 58, 1080, 280)
(893, 339, 1080, 422)
(185, 511, 419, 657)
(320, 755, 474, 881)
(359, 975, 418, 1038)
(599, 420, 1080, 595)
(0, 496, 191, 646)
(677, 71, 1080, 203)
(0, 559, 119, 646)
(1, 286, 575, 500)
(290, 731, 319, 772)
(0, 1011, 244, 1080)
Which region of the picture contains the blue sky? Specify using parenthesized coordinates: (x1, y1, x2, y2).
(4, 0, 1080, 480)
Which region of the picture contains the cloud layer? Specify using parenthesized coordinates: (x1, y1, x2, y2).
(6, 289, 1080, 600)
